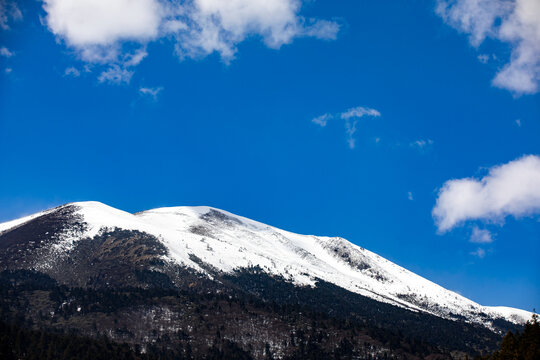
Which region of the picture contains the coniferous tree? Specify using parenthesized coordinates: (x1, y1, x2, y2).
(486, 313, 540, 360)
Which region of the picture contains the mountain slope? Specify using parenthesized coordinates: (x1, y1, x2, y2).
(0, 201, 530, 329)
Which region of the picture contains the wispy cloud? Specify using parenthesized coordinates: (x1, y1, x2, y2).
(410, 139, 434, 150)
(433, 155, 540, 232)
(64, 67, 80, 77)
(470, 247, 486, 259)
(98, 65, 133, 85)
(477, 54, 489, 64)
(139, 86, 163, 100)
(469, 226, 493, 243)
(122, 48, 148, 67)
(312, 113, 332, 127)
(408, 192, 414, 201)
(312, 106, 381, 149)
(436, 0, 540, 95)
(340, 107, 381, 120)
(0, 0, 22, 30)
(0, 46, 13, 57)
(344, 117, 358, 149)
(515, 119, 522, 127)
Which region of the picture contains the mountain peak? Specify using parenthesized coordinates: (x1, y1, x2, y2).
(0, 202, 532, 328)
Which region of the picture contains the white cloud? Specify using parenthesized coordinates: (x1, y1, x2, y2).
(4, 67, 11, 73)
(313, 106, 381, 149)
(43, 0, 162, 47)
(436, 0, 540, 94)
(477, 54, 489, 63)
(312, 113, 332, 127)
(340, 106, 381, 120)
(0, 46, 12, 57)
(469, 226, 493, 243)
(301, 19, 340, 40)
(174, 0, 339, 61)
(515, 119, 522, 127)
(41, 0, 339, 69)
(433, 155, 540, 232)
(341, 106, 381, 149)
(163, 19, 187, 34)
(123, 48, 148, 67)
(478, 53, 498, 64)
(98, 65, 133, 84)
(139, 86, 163, 99)
(410, 139, 434, 149)
(64, 66, 80, 77)
(470, 247, 486, 258)
(408, 192, 414, 201)
(344, 118, 358, 149)
(0, 0, 22, 30)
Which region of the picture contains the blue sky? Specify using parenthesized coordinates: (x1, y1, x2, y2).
(1, 0, 539, 311)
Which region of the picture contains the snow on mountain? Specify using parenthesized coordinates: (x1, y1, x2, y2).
(0, 201, 532, 328)
(0, 208, 56, 233)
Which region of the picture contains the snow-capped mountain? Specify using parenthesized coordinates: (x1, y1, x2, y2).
(0, 201, 531, 329)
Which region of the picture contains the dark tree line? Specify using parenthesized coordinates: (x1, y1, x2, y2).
(0, 322, 144, 360)
(0, 268, 529, 359)
(477, 313, 540, 360)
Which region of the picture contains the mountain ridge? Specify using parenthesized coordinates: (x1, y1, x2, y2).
(0, 201, 530, 328)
